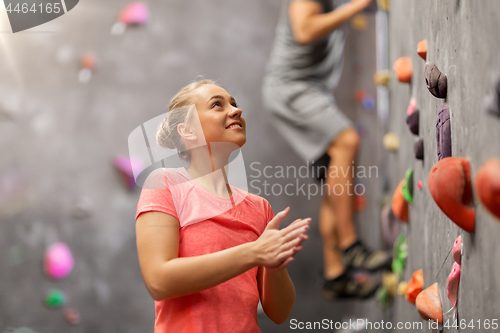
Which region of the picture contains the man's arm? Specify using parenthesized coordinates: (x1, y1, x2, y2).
(289, 0, 374, 44)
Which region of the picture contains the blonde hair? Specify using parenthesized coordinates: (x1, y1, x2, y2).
(156, 79, 218, 160)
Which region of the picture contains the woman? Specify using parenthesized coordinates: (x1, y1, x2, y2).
(135, 79, 310, 333)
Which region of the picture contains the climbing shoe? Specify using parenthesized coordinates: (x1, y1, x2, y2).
(342, 240, 392, 272)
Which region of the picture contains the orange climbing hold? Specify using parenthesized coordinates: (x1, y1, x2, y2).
(417, 40, 427, 60)
(475, 159, 500, 220)
(406, 269, 424, 303)
(428, 158, 475, 232)
(393, 57, 412, 83)
(354, 194, 367, 212)
(392, 179, 408, 222)
(416, 283, 443, 323)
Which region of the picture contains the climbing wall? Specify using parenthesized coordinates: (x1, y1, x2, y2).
(387, 0, 500, 331)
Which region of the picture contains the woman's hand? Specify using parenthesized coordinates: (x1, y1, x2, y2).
(251, 207, 310, 271)
(350, 0, 374, 11)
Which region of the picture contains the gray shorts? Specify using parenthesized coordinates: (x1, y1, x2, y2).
(262, 77, 353, 162)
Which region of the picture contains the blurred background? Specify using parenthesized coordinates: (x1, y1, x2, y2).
(1, 1, 500, 332)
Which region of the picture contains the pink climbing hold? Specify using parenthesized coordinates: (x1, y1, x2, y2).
(44, 243, 74, 279)
(119, 2, 149, 25)
(114, 156, 143, 189)
(407, 98, 417, 115)
(453, 235, 462, 265)
(417, 180, 423, 190)
(447, 262, 461, 307)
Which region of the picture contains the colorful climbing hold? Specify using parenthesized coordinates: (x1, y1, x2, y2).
(381, 202, 400, 248)
(373, 70, 390, 86)
(424, 62, 447, 98)
(355, 90, 366, 102)
(453, 235, 462, 264)
(417, 180, 423, 190)
(392, 179, 408, 222)
(383, 132, 399, 151)
(406, 269, 424, 303)
(65, 308, 81, 325)
(428, 157, 475, 232)
(407, 97, 417, 116)
(415, 283, 442, 323)
(382, 271, 398, 296)
(393, 57, 412, 83)
(45, 289, 65, 308)
(351, 14, 368, 30)
(402, 169, 414, 204)
(392, 233, 407, 278)
(377, 0, 389, 10)
(120, 2, 149, 25)
(355, 124, 368, 136)
(447, 262, 461, 307)
(397, 281, 407, 296)
(78, 54, 96, 84)
(114, 156, 143, 189)
(44, 243, 74, 279)
(417, 40, 427, 60)
(414, 139, 424, 160)
(362, 95, 375, 110)
(376, 286, 390, 308)
(436, 103, 451, 161)
(475, 159, 500, 220)
(111, 2, 149, 35)
(406, 110, 419, 135)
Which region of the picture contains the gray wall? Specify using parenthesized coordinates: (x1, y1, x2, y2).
(387, 1, 500, 332)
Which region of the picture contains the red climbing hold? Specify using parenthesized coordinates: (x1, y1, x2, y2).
(416, 283, 443, 323)
(428, 158, 475, 232)
(392, 179, 408, 222)
(475, 159, 500, 220)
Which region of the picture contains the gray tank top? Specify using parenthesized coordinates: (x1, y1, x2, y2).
(265, 0, 350, 90)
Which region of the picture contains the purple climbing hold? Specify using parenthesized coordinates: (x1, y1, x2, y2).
(436, 103, 451, 161)
(424, 62, 448, 99)
(485, 76, 500, 117)
(406, 110, 419, 135)
(414, 138, 424, 160)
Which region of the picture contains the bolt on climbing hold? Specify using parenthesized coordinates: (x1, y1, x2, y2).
(383, 132, 399, 151)
(414, 139, 424, 160)
(111, 2, 149, 35)
(428, 157, 475, 232)
(447, 262, 461, 307)
(416, 283, 443, 323)
(402, 169, 414, 204)
(374, 70, 390, 86)
(436, 103, 451, 161)
(114, 156, 143, 189)
(351, 14, 368, 30)
(453, 235, 462, 264)
(45, 289, 65, 308)
(475, 159, 500, 220)
(406, 109, 419, 135)
(392, 179, 408, 222)
(393, 57, 412, 83)
(406, 269, 424, 303)
(44, 242, 74, 280)
(424, 62, 447, 98)
(417, 40, 427, 60)
(407, 98, 417, 115)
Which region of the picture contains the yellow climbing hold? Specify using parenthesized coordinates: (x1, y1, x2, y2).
(383, 132, 400, 151)
(374, 70, 390, 86)
(351, 14, 367, 30)
(397, 281, 407, 296)
(377, 0, 389, 10)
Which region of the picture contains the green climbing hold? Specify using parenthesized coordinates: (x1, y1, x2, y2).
(45, 289, 65, 308)
(376, 286, 390, 308)
(402, 169, 414, 204)
(392, 234, 407, 278)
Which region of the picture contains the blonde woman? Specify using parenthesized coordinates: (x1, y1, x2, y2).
(135, 80, 309, 333)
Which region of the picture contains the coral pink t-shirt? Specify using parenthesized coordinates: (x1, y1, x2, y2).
(136, 168, 274, 333)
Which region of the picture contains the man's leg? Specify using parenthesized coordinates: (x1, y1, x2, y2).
(320, 127, 359, 279)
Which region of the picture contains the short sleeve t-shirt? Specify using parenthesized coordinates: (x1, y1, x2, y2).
(264, 0, 351, 90)
(136, 168, 275, 333)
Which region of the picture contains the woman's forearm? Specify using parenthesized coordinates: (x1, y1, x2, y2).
(152, 241, 257, 300)
(259, 267, 296, 325)
(293, 1, 367, 44)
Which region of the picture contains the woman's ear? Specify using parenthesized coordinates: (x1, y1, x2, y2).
(177, 123, 198, 141)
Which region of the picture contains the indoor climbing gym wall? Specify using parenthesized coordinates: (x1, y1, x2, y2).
(384, 1, 500, 332)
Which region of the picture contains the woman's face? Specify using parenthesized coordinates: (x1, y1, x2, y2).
(191, 84, 247, 148)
